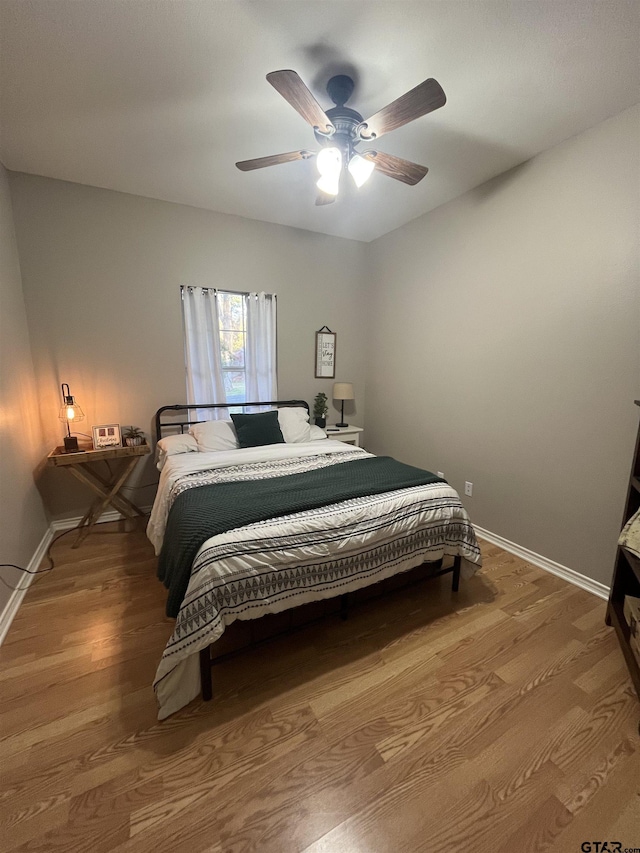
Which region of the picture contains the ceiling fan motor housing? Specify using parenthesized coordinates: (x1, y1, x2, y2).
(313, 75, 364, 161)
(326, 74, 355, 107)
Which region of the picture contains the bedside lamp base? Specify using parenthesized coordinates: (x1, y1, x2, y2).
(64, 435, 79, 453)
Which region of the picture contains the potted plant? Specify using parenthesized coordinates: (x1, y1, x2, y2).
(122, 426, 145, 447)
(313, 392, 329, 428)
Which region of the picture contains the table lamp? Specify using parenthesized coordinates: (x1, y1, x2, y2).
(333, 382, 354, 428)
(59, 383, 85, 452)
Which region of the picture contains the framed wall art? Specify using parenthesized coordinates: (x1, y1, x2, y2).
(92, 424, 122, 449)
(315, 326, 336, 378)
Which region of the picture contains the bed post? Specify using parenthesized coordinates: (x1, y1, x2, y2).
(200, 646, 213, 701)
(452, 555, 461, 592)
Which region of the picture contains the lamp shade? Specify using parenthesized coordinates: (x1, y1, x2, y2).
(58, 402, 85, 422)
(348, 154, 375, 188)
(58, 383, 85, 422)
(332, 382, 354, 401)
(316, 147, 342, 196)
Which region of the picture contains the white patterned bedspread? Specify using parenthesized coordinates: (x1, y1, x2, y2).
(149, 442, 482, 719)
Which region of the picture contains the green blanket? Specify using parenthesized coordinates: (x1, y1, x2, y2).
(158, 456, 443, 617)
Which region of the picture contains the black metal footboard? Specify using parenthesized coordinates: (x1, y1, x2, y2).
(199, 554, 462, 702)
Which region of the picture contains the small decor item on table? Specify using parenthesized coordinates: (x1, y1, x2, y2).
(58, 382, 85, 453)
(332, 381, 354, 428)
(92, 424, 121, 449)
(122, 426, 145, 447)
(313, 392, 329, 428)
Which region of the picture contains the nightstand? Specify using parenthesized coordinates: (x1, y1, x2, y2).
(47, 443, 151, 547)
(325, 425, 364, 447)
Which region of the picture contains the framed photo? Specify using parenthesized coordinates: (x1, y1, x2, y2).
(92, 424, 121, 449)
(315, 328, 336, 378)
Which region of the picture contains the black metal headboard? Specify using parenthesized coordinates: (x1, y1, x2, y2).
(154, 400, 309, 441)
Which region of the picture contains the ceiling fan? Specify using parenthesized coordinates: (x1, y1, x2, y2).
(236, 70, 446, 205)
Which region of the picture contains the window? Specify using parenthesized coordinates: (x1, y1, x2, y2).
(218, 291, 248, 403)
(181, 287, 277, 412)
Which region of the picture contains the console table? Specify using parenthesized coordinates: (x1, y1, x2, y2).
(47, 443, 151, 547)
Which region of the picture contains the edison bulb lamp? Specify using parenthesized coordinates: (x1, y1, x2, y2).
(58, 382, 85, 452)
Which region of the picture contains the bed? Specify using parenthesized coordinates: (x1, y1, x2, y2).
(149, 400, 482, 719)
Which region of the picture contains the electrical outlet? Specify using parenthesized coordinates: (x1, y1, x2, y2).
(437, 471, 444, 479)
(464, 481, 473, 497)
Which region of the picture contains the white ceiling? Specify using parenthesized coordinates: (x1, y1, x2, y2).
(1, 1, 638, 242)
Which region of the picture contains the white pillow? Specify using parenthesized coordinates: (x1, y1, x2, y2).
(277, 407, 311, 443)
(309, 424, 328, 440)
(156, 433, 198, 470)
(189, 419, 240, 452)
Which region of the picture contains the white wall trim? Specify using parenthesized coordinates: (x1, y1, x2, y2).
(1, 514, 609, 646)
(0, 525, 55, 645)
(49, 507, 152, 532)
(0, 508, 152, 645)
(474, 524, 610, 600)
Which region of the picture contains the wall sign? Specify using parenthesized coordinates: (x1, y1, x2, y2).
(315, 326, 336, 378)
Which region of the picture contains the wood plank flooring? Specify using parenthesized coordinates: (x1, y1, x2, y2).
(1, 519, 639, 852)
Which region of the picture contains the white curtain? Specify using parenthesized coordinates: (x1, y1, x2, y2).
(182, 287, 277, 419)
(245, 292, 278, 402)
(182, 287, 225, 419)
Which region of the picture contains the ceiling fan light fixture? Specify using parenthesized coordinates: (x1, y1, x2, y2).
(239, 70, 444, 200)
(316, 146, 342, 196)
(316, 173, 340, 196)
(348, 153, 375, 188)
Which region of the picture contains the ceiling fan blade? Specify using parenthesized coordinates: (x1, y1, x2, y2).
(358, 78, 446, 141)
(236, 150, 313, 171)
(315, 190, 336, 206)
(361, 150, 429, 185)
(267, 70, 335, 136)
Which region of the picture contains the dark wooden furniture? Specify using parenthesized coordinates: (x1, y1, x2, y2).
(47, 443, 150, 547)
(155, 400, 462, 702)
(606, 400, 640, 699)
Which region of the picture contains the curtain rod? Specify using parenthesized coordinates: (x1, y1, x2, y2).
(180, 286, 276, 298)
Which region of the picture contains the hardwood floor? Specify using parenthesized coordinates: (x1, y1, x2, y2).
(1, 519, 639, 853)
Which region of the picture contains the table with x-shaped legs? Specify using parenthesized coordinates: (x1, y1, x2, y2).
(47, 443, 151, 547)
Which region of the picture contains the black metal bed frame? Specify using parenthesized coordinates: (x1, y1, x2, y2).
(153, 399, 460, 702)
(155, 399, 309, 442)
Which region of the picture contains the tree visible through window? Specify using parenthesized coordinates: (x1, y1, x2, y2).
(218, 291, 247, 403)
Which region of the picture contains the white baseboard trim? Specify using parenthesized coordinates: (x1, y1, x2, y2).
(0, 525, 55, 646)
(50, 507, 152, 532)
(1, 514, 608, 646)
(474, 524, 610, 601)
(1, 507, 152, 645)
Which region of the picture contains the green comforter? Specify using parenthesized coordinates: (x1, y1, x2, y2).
(158, 455, 443, 617)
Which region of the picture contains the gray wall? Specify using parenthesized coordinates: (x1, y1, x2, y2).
(0, 163, 48, 613)
(364, 105, 640, 586)
(9, 176, 368, 518)
(6, 105, 638, 586)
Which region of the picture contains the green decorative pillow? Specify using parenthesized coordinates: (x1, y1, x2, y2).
(230, 410, 285, 448)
